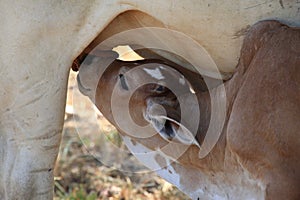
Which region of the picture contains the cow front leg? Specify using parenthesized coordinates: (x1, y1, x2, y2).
(0, 76, 68, 200)
(1, 135, 61, 200)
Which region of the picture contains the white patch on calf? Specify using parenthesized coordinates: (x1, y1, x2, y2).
(179, 75, 186, 85)
(155, 152, 181, 187)
(121, 135, 162, 170)
(121, 135, 181, 187)
(143, 68, 165, 80)
(159, 65, 166, 70)
(120, 136, 265, 200)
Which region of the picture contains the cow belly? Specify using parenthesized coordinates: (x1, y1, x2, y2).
(131, 0, 300, 73)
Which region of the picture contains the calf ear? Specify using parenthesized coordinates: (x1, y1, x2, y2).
(239, 20, 285, 74)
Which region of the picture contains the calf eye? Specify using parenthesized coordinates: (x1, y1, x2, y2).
(118, 74, 129, 90)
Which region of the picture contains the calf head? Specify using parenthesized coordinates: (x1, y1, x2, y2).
(78, 58, 201, 149)
(78, 55, 213, 165)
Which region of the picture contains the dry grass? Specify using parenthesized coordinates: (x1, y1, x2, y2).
(53, 71, 189, 200)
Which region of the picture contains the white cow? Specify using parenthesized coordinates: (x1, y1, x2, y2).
(0, 1, 299, 199)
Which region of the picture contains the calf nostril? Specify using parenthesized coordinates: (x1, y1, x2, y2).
(147, 103, 167, 118)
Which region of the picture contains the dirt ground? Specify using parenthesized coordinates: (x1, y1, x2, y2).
(53, 71, 189, 200)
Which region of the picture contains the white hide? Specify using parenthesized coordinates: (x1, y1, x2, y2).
(0, 1, 132, 199)
(0, 1, 299, 199)
(143, 68, 165, 80)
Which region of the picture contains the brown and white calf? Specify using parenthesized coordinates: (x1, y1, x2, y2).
(77, 21, 300, 200)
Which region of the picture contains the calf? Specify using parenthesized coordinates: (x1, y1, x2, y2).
(77, 20, 300, 200)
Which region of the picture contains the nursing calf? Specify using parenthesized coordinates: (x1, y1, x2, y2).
(77, 21, 300, 199)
